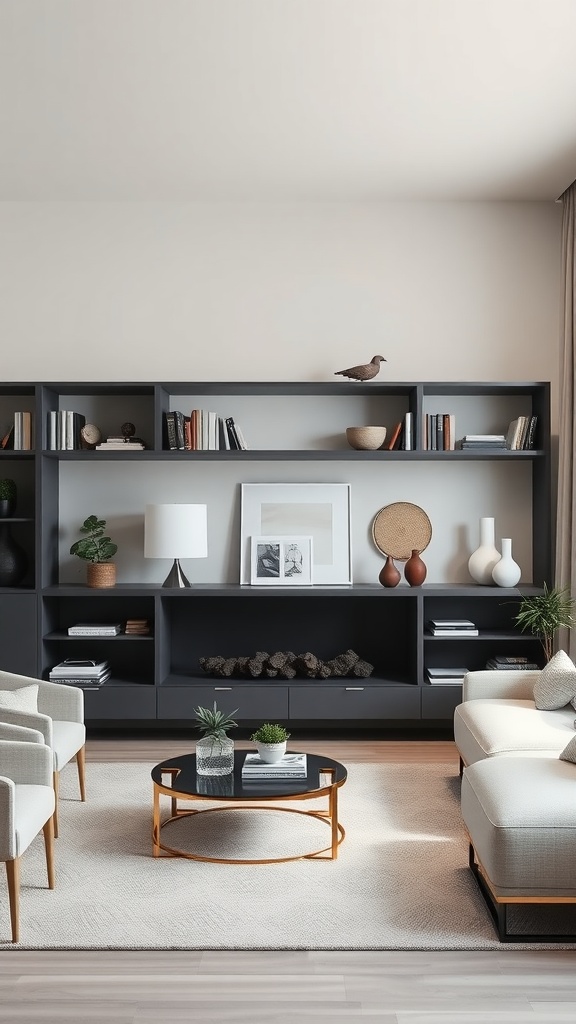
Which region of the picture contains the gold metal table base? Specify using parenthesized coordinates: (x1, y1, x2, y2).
(152, 768, 345, 864)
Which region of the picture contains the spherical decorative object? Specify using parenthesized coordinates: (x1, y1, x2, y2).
(346, 426, 387, 450)
(492, 538, 521, 587)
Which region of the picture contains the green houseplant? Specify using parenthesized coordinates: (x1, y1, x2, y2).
(514, 584, 576, 663)
(193, 700, 238, 776)
(70, 515, 118, 588)
(0, 478, 17, 517)
(251, 722, 291, 763)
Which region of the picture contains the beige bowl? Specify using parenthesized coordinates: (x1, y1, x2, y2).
(346, 426, 387, 450)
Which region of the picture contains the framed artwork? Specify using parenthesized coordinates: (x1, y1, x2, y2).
(240, 483, 352, 585)
(250, 535, 313, 586)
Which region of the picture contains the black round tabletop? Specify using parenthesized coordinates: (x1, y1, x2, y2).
(151, 750, 347, 800)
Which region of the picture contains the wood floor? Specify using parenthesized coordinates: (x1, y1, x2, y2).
(3, 733, 576, 1024)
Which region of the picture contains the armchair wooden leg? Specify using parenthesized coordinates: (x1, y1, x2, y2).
(53, 770, 59, 838)
(6, 857, 20, 943)
(43, 817, 55, 889)
(77, 745, 86, 802)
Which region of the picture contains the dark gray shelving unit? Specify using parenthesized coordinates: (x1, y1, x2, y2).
(0, 380, 551, 730)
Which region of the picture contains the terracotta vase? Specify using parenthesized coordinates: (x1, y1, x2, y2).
(404, 549, 427, 586)
(87, 562, 116, 588)
(379, 554, 401, 588)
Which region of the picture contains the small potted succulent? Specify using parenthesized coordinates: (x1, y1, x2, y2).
(0, 478, 17, 518)
(70, 514, 118, 588)
(250, 722, 291, 763)
(193, 700, 238, 776)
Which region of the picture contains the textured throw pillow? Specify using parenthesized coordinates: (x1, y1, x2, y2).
(0, 684, 39, 712)
(533, 650, 576, 710)
(560, 734, 576, 763)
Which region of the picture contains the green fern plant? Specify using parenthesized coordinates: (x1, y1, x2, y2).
(250, 723, 291, 744)
(514, 584, 576, 662)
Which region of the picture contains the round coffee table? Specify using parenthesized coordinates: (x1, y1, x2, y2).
(151, 750, 347, 863)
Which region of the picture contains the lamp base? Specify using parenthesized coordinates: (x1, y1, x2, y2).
(162, 558, 192, 588)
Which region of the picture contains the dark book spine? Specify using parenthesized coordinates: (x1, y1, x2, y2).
(164, 412, 178, 450)
(225, 417, 241, 450)
(174, 410, 186, 450)
(524, 415, 538, 450)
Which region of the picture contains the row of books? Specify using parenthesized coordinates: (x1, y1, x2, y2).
(1, 411, 33, 450)
(241, 753, 307, 779)
(505, 415, 538, 451)
(426, 654, 541, 684)
(387, 411, 413, 451)
(486, 655, 540, 670)
(67, 620, 151, 636)
(47, 410, 86, 450)
(426, 619, 479, 637)
(49, 659, 110, 687)
(164, 410, 249, 451)
(423, 413, 456, 451)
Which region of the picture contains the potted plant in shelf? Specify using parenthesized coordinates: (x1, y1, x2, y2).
(514, 583, 576, 663)
(0, 479, 17, 518)
(193, 701, 238, 776)
(250, 722, 291, 763)
(69, 514, 118, 588)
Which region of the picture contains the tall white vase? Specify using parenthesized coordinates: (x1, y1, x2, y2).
(492, 537, 521, 587)
(468, 517, 501, 585)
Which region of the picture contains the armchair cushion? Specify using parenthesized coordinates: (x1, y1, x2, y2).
(51, 721, 86, 772)
(0, 685, 39, 713)
(533, 650, 576, 710)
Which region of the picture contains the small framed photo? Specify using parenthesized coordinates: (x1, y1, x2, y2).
(250, 536, 313, 586)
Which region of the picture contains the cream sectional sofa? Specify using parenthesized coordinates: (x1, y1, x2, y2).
(454, 665, 576, 942)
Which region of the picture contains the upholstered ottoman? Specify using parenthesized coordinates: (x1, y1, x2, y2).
(461, 756, 576, 941)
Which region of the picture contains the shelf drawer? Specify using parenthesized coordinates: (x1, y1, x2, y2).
(289, 685, 420, 720)
(83, 686, 156, 720)
(157, 685, 289, 721)
(421, 685, 463, 720)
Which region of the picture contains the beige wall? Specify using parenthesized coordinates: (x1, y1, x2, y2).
(0, 200, 561, 394)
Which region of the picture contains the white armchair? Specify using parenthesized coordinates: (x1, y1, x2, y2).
(0, 670, 86, 837)
(0, 738, 56, 942)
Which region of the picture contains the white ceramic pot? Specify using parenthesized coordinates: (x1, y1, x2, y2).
(255, 741, 287, 763)
(468, 517, 501, 585)
(492, 537, 521, 587)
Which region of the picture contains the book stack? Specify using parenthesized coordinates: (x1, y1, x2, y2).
(423, 413, 456, 451)
(459, 434, 507, 450)
(427, 619, 479, 637)
(47, 410, 86, 450)
(49, 659, 111, 688)
(486, 655, 540, 671)
(505, 415, 538, 451)
(95, 437, 145, 451)
(164, 410, 249, 451)
(426, 666, 468, 685)
(125, 618, 151, 635)
(241, 753, 307, 780)
(68, 622, 122, 637)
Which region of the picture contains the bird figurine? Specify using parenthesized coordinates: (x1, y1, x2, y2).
(334, 355, 386, 381)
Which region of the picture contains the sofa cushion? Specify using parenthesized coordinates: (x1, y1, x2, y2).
(453, 698, 575, 766)
(533, 650, 576, 710)
(0, 684, 39, 712)
(559, 733, 576, 763)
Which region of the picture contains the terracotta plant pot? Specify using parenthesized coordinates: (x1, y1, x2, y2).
(87, 562, 117, 588)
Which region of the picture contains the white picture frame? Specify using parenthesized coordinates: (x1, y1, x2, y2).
(240, 483, 352, 585)
(250, 535, 313, 586)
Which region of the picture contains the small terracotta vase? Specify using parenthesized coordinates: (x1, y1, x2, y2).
(404, 549, 427, 586)
(379, 554, 401, 588)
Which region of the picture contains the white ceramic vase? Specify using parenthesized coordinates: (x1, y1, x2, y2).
(491, 537, 521, 587)
(468, 517, 501, 585)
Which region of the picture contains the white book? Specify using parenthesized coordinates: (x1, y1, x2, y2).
(50, 659, 110, 677)
(13, 411, 22, 450)
(463, 434, 506, 441)
(234, 421, 249, 450)
(242, 753, 307, 775)
(430, 628, 479, 637)
(48, 410, 57, 450)
(403, 411, 413, 451)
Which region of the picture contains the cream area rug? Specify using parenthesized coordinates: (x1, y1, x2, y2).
(2, 761, 576, 950)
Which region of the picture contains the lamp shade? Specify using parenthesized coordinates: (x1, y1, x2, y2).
(144, 504, 208, 559)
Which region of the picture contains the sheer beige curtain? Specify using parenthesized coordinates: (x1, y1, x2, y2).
(555, 182, 576, 657)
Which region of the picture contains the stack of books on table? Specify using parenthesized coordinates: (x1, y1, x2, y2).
(241, 753, 307, 780)
(486, 655, 540, 671)
(426, 666, 468, 685)
(124, 618, 151, 635)
(49, 659, 111, 688)
(67, 622, 122, 637)
(459, 434, 507, 450)
(426, 619, 479, 637)
(95, 437, 145, 451)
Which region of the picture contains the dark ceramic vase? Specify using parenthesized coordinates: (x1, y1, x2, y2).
(0, 523, 27, 586)
(404, 549, 427, 586)
(379, 554, 401, 588)
(0, 497, 15, 519)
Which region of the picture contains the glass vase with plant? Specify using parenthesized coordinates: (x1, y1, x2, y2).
(193, 701, 238, 776)
(514, 584, 576, 663)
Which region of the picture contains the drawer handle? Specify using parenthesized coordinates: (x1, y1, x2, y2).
(345, 687, 365, 691)
(214, 687, 232, 691)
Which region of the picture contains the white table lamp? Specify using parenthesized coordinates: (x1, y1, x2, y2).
(144, 503, 208, 587)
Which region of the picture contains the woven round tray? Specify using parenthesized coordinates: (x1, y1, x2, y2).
(371, 502, 432, 561)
